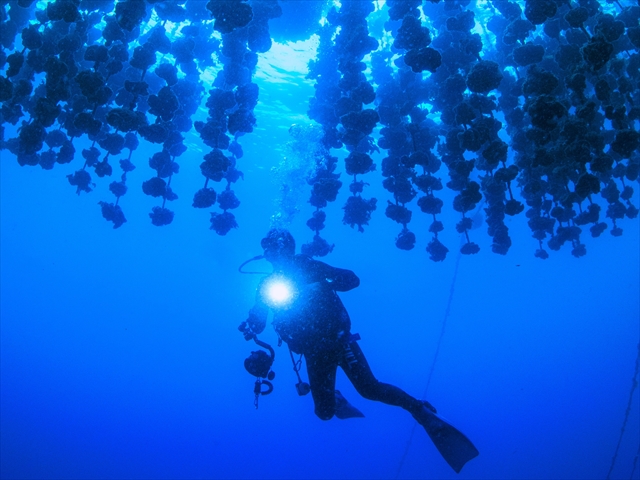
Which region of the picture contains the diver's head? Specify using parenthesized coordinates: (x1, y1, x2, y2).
(261, 228, 295, 265)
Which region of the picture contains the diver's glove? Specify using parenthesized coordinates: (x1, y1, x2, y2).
(247, 312, 265, 334)
(238, 312, 266, 340)
(238, 321, 255, 341)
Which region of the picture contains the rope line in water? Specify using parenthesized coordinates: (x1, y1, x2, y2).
(394, 248, 463, 479)
(606, 342, 640, 480)
(422, 248, 462, 398)
(629, 444, 639, 480)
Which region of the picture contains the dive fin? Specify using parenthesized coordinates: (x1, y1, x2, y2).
(419, 408, 479, 473)
(335, 390, 365, 419)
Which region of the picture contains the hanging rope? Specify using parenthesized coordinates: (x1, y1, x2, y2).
(606, 342, 640, 480)
(395, 247, 463, 479)
(629, 444, 639, 480)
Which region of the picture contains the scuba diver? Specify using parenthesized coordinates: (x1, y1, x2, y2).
(239, 228, 479, 473)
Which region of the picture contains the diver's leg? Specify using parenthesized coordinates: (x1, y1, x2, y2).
(340, 339, 424, 414)
(305, 348, 339, 420)
(341, 342, 479, 473)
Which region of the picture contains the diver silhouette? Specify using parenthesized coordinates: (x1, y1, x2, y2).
(240, 228, 479, 473)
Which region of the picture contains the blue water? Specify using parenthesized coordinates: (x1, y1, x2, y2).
(2, 1, 640, 479)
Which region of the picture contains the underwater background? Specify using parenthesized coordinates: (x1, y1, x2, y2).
(1, 0, 640, 479)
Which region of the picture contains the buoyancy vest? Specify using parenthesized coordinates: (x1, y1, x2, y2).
(268, 276, 351, 354)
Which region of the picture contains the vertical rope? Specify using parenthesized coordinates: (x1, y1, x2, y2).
(606, 342, 640, 480)
(422, 249, 462, 397)
(394, 248, 463, 479)
(628, 444, 639, 480)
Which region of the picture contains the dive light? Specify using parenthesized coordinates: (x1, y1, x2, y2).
(261, 275, 297, 308)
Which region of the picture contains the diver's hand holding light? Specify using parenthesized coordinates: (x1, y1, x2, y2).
(237, 273, 300, 408)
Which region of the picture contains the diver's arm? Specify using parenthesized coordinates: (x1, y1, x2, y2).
(241, 282, 269, 336)
(299, 256, 360, 292)
(324, 264, 360, 291)
(247, 297, 269, 334)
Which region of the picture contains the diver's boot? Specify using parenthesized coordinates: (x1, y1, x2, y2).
(410, 400, 437, 426)
(334, 390, 365, 419)
(411, 401, 479, 474)
(422, 400, 437, 414)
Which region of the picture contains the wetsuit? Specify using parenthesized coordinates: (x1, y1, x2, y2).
(248, 254, 424, 420)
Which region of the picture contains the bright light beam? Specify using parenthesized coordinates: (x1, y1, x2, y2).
(262, 276, 296, 308)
